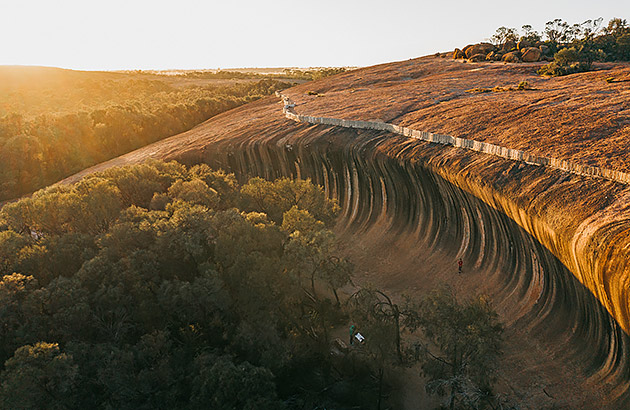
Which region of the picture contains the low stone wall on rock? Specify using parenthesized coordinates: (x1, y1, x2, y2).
(277, 93, 630, 185)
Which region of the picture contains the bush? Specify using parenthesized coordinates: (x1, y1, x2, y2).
(618, 34, 630, 59)
(538, 61, 592, 76)
(537, 46, 598, 76)
(553, 47, 580, 65)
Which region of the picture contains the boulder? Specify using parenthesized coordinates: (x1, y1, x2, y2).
(462, 44, 474, 56)
(502, 40, 516, 52)
(521, 47, 542, 62)
(453, 48, 465, 59)
(502, 52, 521, 63)
(517, 39, 531, 51)
(539, 44, 550, 56)
(468, 53, 487, 62)
(486, 51, 503, 61)
(465, 42, 496, 58)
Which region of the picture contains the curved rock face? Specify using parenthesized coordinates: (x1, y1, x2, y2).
(201, 122, 630, 407)
(57, 95, 630, 406)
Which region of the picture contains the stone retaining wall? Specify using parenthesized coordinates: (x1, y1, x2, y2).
(277, 92, 630, 184)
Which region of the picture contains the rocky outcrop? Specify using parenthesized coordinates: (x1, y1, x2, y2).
(517, 39, 531, 50)
(200, 102, 630, 407)
(278, 93, 630, 188)
(465, 42, 496, 58)
(503, 51, 521, 63)
(522, 47, 542, 62)
(486, 51, 503, 61)
(454, 40, 543, 64)
(502, 40, 516, 52)
(539, 44, 550, 56)
(468, 53, 487, 62)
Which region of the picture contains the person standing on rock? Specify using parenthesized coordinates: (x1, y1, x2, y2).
(458, 258, 463, 274)
(349, 325, 356, 345)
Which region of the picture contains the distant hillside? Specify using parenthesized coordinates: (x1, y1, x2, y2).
(0, 66, 296, 118)
(0, 66, 293, 200)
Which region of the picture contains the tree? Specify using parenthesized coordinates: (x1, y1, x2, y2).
(350, 287, 419, 364)
(187, 164, 239, 209)
(241, 177, 339, 225)
(520, 25, 541, 43)
(604, 18, 629, 36)
(73, 176, 125, 234)
(554, 47, 581, 66)
(98, 163, 170, 208)
(544, 19, 572, 44)
(0, 160, 367, 407)
(282, 206, 351, 304)
(0, 134, 45, 196)
(618, 33, 630, 59)
(0, 342, 78, 410)
(349, 287, 420, 410)
(0, 273, 39, 361)
(280, 206, 352, 349)
(93, 331, 183, 409)
(0, 230, 30, 275)
(580, 18, 604, 41)
(0, 72, 289, 201)
(191, 354, 285, 410)
(417, 288, 504, 410)
(490, 27, 518, 46)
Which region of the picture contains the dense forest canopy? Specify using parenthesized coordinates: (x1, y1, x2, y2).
(0, 67, 294, 201)
(0, 160, 504, 409)
(0, 160, 363, 408)
(0, 67, 297, 120)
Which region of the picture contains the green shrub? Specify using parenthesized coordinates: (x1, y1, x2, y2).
(553, 47, 580, 65)
(538, 46, 602, 76)
(618, 34, 630, 59)
(538, 61, 592, 76)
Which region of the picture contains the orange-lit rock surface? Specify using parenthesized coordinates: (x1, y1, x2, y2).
(57, 56, 630, 408)
(285, 56, 630, 170)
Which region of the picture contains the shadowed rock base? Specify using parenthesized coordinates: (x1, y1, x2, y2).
(185, 124, 630, 408)
(53, 97, 630, 406)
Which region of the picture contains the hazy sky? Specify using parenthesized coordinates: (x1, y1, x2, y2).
(1, 0, 629, 70)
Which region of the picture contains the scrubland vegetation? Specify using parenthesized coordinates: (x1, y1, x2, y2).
(0, 65, 352, 202)
(454, 17, 630, 76)
(152, 67, 349, 82)
(0, 67, 292, 201)
(281, 67, 348, 81)
(529, 18, 629, 75)
(0, 160, 503, 409)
